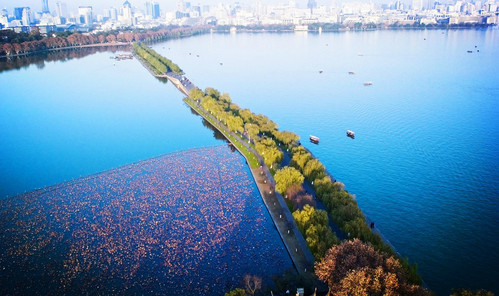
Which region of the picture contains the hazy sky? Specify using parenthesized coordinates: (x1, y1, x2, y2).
(2, 0, 337, 14)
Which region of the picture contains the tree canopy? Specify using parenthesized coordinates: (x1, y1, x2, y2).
(274, 166, 304, 194)
(293, 205, 338, 260)
(315, 239, 429, 296)
(255, 138, 283, 168)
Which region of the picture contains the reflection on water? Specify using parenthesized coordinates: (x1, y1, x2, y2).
(0, 45, 129, 74)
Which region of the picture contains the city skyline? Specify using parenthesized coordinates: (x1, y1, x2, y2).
(1, 0, 456, 14)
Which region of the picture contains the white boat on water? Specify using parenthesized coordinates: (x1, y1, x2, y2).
(309, 135, 319, 143)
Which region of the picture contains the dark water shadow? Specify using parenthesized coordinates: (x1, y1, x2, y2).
(186, 106, 227, 142)
(0, 45, 129, 74)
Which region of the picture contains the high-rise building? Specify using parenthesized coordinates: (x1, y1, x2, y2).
(307, 0, 317, 14)
(22, 7, 31, 26)
(78, 6, 93, 25)
(153, 3, 160, 19)
(177, 0, 186, 12)
(42, 0, 50, 13)
(107, 7, 118, 21)
(146, 1, 153, 17)
(412, 0, 423, 10)
(14, 7, 25, 20)
(122, 1, 133, 26)
(56, 2, 68, 18)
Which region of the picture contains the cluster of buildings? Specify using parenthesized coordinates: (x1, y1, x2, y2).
(0, 0, 497, 34)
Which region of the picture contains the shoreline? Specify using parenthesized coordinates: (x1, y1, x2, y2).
(0, 42, 130, 59)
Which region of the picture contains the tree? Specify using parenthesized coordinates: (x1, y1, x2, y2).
(290, 146, 312, 171)
(244, 274, 262, 296)
(13, 43, 22, 54)
(220, 92, 232, 103)
(303, 158, 326, 182)
(205, 87, 220, 99)
(3, 43, 13, 55)
(244, 123, 260, 141)
(305, 223, 338, 260)
(293, 205, 338, 260)
(225, 288, 246, 296)
(315, 239, 429, 296)
(239, 109, 254, 123)
(189, 88, 204, 100)
(273, 130, 300, 147)
(226, 115, 244, 133)
(274, 166, 304, 194)
(255, 138, 283, 168)
(286, 184, 316, 210)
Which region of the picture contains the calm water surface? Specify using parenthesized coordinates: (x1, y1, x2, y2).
(152, 29, 499, 295)
(0, 29, 498, 295)
(0, 50, 222, 197)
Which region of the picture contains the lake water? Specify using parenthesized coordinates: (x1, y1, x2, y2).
(0, 29, 498, 295)
(0, 145, 291, 295)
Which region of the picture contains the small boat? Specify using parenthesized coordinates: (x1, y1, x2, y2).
(309, 135, 319, 144)
(348, 71, 355, 75)
(467, 50, 473, 53)
(319, 70, 323, 74)
(364, 82, 373, 86)
(358, 53, 363, 56)
(347, 130, 355, 138)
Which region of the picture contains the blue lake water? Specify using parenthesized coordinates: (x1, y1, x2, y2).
(0, 145, 291, 295)
(0, 50, 222, 197)
(1, 29, 498, 295)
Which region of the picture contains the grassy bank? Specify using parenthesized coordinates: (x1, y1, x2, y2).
(132, 42, 182, 75)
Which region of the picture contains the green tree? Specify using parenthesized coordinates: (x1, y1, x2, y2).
(255, 138, 283, 168)
(305, 223, 339, 260)
(274, 166, 304, 194)
(205, 87, 220, 99)
(189, 88, 204, 100)
(220, 92, 232, 103)
(226, 115, 244, 133)
(239, 109, 254, 123)
(290, 146, 312, 171)
(244, 123, 260, 141)
(303, 158, 326, 182)
(293, 205, 339, 260)
(273, 130, 300, 147)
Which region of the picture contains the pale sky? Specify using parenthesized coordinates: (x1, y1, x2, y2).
(1, 0, 339, 15)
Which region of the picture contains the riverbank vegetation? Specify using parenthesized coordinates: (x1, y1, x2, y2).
(0, 26, 209, 57)
(132, 42, 182, 74)
(293, 205, 339, 260)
